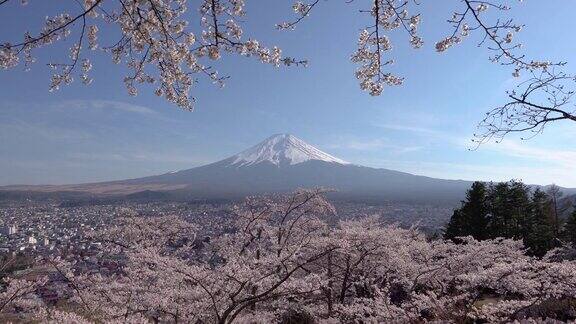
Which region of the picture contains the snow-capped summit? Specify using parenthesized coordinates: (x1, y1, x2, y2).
(226, 134, 349, 167)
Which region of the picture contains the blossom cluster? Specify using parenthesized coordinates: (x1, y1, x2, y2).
(351, 0, 422, 96)
(0, 0, 300, 110)
(436, 0, 558, 81)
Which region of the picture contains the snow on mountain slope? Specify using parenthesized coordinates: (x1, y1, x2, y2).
(226, 134, 349, 167)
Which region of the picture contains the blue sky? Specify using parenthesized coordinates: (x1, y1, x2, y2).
(1, 1, 576, 186)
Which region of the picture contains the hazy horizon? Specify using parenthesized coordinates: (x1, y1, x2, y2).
(2, 132, 575, 189)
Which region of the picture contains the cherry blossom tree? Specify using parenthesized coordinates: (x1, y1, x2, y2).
(1, 189, 576, 323)
(18, 189, 338, 323)
(1, 0, 574, 143)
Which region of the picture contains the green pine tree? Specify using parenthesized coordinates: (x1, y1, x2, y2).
(461, 181, 489, 240)
(487, 182, 513, 238)
(524, 189, 555, 257)
(505, 181, 530, 239)
(445, 181, 489, 241)
(444, 209, 465, 241)
(564, 208, 576, 246)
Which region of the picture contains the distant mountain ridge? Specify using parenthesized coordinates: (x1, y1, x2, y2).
(2, 134, 575, 205)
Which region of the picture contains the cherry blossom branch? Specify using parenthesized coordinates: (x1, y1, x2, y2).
(473, 69, 576, 145)
(3, 0, 102, 50)
(276, 0, 321, 30)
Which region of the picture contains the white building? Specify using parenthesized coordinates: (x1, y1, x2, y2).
(1, 225, 17, 236)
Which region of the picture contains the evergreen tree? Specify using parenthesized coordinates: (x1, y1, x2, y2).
(446, 181, 559, 257)
(508, 180, 531, 239)
(565, 208, 576, 246)
(444, 209, 465, 241)
(445, 181, 489, 241)
(485, 180, 530, 239)
(461, 181, 489, 240)
(487, 182, 513, 238)
(524, 189, 555, 257)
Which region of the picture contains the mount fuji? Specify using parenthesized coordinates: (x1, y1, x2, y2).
(224, 134, 349, 167)
(1, 134, 476, 204)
